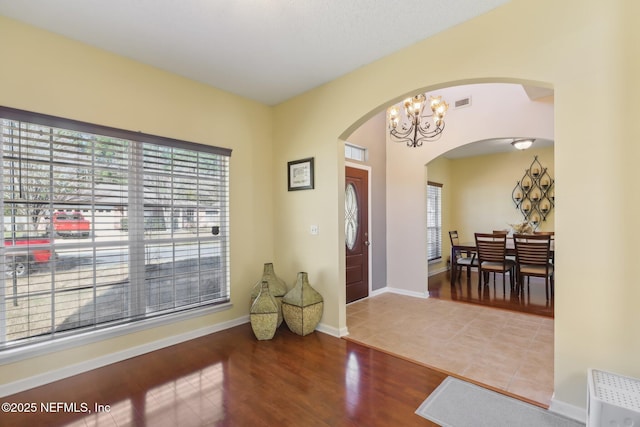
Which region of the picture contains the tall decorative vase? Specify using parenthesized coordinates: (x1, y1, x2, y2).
(282, 272, 324, 336)
(250, 262, 288, 327)
(250, 281, 279, 340)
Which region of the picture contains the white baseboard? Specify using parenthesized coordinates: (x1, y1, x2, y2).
(385, 286, 429, 299)
(0, 315, 249, 398)
(370, 287, 389, 297)
(316, 322, 345, 338)
(368, 286, 429, 299)
(549, 396, 587, 424)
(428, 265, 449, 277)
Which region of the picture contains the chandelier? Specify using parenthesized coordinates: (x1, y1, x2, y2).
(388, 94, 449, 147)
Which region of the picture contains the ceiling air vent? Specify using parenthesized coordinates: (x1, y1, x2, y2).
(454, 96, 471, 109)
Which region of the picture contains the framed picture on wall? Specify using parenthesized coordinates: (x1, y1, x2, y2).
(288, 157, 314, 191)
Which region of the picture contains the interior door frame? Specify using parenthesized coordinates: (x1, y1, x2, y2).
(345, 161, 372, 299)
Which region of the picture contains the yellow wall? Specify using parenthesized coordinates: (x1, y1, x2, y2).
(0, 17, 275, 385)
(2, 0, 640, 413)
(273, 0, 640, 410)
(450, 146, 555, 240)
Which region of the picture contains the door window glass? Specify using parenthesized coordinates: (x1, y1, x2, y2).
(345, 183, 359, 250)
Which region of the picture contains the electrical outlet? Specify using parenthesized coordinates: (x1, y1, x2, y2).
(310, 225, 319, 235)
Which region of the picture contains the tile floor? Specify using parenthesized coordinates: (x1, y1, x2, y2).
(346, 293, 554, 407)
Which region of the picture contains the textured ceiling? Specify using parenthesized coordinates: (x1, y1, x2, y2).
(0, 0, 510, 105)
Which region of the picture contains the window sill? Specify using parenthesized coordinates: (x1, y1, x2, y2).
(0, 302, 232, 365)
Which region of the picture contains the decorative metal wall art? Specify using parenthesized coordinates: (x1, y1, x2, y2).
(511, 156, 554, 229)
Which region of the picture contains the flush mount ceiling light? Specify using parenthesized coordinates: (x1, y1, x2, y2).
(511, 138, 534, 150)
(387, 94, 449, 148)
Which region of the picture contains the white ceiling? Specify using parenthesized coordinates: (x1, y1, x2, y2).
(0, 0, 511, 105)
(442, 137, 554, 159)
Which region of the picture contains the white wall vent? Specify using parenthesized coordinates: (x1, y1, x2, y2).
(454, 96, 472, 109)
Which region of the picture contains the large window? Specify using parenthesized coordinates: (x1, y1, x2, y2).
(427, 181, 442, 262)
(0, 107, 230, 350)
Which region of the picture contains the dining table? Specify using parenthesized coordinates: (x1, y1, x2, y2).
(450, 236, 554, 285)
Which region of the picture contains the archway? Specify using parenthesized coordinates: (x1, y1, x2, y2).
(341, 80, 554, 405)
(341, 81, 554, 300)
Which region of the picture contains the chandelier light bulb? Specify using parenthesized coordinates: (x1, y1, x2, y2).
(404, 94, 426, 119)
(435, 102, 448, 116)
(388, 106, 400, 129)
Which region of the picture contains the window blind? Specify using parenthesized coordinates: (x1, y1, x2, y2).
(427, 182, 443, 262)
(0, 106, 230, 350)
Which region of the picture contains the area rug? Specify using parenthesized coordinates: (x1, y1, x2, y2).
(416, 377, 585, 427)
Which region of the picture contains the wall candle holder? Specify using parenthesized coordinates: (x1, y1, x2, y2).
(511, 155, 554, 229)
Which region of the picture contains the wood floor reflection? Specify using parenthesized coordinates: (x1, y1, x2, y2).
(428, 270, 554, 318)
(3, 324, 446, 427)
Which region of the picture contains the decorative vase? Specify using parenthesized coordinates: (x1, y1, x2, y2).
(250, 281, 279, 340)
(250, 262, 288, 327)
(282, 272, 324, 336)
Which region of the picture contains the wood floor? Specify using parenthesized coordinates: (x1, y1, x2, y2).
(3, 270, 554, 426)
(428, 270, 554, 318)
(3, 324, 446, 427)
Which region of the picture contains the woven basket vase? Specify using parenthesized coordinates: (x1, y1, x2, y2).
(282, 272, 324, 336)
(250, 281, 279, 340)
(250, 262, 288, 327)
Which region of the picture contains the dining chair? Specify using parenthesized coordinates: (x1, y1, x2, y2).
(493, 229, 517, 258)
(474, 232, 516, 289)
(492, 229, 514, 258)
(533, 231, 555, 263)
(448, 230, 477, 282)
(533, 231, 555, 239)
(513, 233, 554, 300)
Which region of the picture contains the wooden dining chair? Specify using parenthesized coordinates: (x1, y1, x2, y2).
(474, 233, 516, 288)
(513, 233, 554, 300)
(533, 231, 555, 239)
(449, 230, 477, 282)
(492, 229, 514, 261)
(532, 231, 555, 263)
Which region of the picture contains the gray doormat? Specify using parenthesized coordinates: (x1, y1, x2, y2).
(416, 377, 585, 427)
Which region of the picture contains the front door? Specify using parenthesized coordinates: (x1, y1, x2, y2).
(345, 166, 369, 304)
